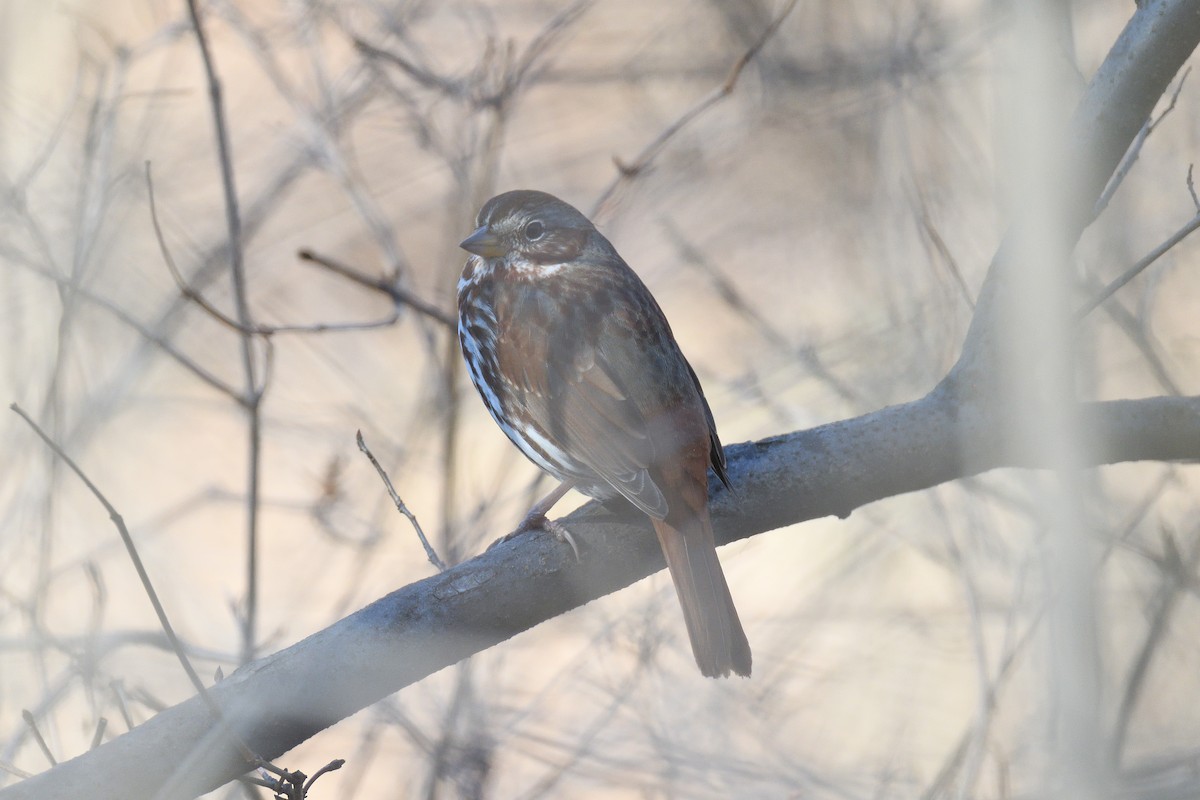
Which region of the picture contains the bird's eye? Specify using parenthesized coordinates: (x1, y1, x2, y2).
(524, 220, 545, 241)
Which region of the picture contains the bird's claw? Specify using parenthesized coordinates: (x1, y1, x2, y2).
(488, 512, 581, 562)
(541, 518, 581, 562)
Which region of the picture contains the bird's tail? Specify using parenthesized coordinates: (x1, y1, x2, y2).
(651, 513, 752, 678)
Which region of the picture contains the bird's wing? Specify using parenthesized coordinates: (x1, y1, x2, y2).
(494, 273, 707, 520)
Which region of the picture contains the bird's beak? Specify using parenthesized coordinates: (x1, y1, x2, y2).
(459, 226, 505, 258)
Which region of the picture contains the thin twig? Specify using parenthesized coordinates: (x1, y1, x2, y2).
(590, 0, 799, 217)
(1082, 272, 1183, 394)
(354, 38, 463, 95)
(1110, 528, 1199, 763)
(185, 0, 264, 667)
(353, 0, 592, 109)
(941, 521, 993, 797)
(184, 0, 256, 354)
(9, 403, 261, 767)
(1077, 208, 1200, 319)
(12, 252, 241, 399)
(921, 601, 1046, 799)
(303, 759, 347, 793)
(243, 757, 337, 798)
(89, 718, 108, 751)
(496, 0, 594, 101)
(661, 217, 864, 406)
(912, 183, 976, 310)
(11, 57, 83, 194)
(357, 431, 447, 571)
(260, 316, 404, 335)
(20, 711, 55, 766)
(145, 162, 255, 333)
(130, 71, 377, 365)
(216, 2, 410, 276)
(1094, 67, 1191, 218)
(147, 167, 405, 337)
(298, 249, 455, 328)
(109, 680, 134, 731)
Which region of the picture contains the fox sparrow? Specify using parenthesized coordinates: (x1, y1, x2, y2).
(457, 190, 751, 678)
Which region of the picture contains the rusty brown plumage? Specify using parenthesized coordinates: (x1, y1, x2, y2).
(457, 190, 751, 678)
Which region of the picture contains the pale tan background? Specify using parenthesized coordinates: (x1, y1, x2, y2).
(2, 0, 1199, 797)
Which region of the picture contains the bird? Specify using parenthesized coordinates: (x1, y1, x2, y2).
(455, 189, 751, 678)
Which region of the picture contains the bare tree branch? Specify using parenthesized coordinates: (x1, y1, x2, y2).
(296, 249, 455, 328)
(590, 0, 800, 218)
(950, 0, 1200, 386)
(2, 391, 1197, 800)
(8, 404, 259, 767)
(357, 431, 447, 572)
(185, 0, 265, 667)
(1077, 205, 1200, 320)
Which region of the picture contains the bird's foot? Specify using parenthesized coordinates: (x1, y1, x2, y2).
(489, 510, 581, 562)
(540, 518, 581, 562)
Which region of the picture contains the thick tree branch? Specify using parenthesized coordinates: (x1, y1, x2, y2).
(951, 0, 1200, 384)
(3, 393, 1197, 800)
